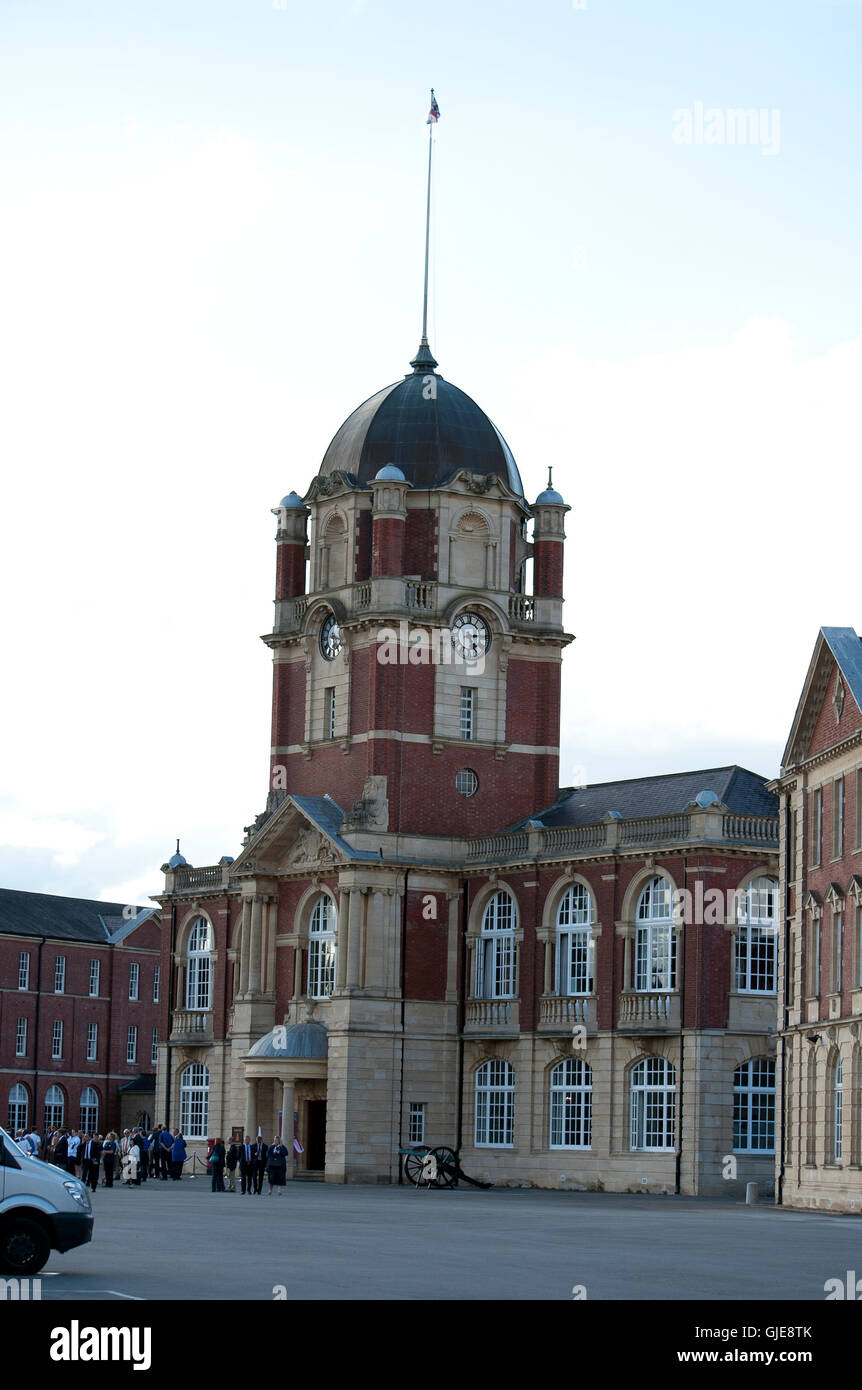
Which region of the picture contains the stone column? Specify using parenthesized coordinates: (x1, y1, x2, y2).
(346, 888, 363, 989)
(543, 938, 554, 994)
(262, 898, 276, 995)
(248, 897, 263, 995)
(245, 1080, 257, 1141)
(281, 1079, 295, 1180)
(239, 899, 251, 996)
(446, 893, 460, 1001)
(335, 890, 348, 990)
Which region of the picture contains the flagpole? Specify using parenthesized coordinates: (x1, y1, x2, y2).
(421, 116, 433, 342)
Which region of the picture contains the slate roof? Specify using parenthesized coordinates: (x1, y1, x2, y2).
(117, 1074, 156, 1095)
(0, 888, 157, 944)
(521, 766, 777, 830)
(289, 795, 381, 862)
(822, 628, 862, 715)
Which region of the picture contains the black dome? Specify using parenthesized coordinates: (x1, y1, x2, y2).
(319, 345, 524, 496)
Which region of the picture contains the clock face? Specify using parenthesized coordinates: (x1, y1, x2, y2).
(451, 611, 489, 663)
(319, 613, 343, 661)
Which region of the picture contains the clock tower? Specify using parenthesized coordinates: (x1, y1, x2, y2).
(265, 337, 572, 837)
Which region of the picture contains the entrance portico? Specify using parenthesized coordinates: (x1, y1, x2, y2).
(245, 1021, 328, 1177)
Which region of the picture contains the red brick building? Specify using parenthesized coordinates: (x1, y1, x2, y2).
(0, 889, 161, 1138)
(153, 337, 779, 1193)
(772, 627, 862, 1211)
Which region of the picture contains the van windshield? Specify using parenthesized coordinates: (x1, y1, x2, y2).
(0, 1123, 27, 1155)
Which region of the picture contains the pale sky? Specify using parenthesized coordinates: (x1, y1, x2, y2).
(1, 0, 860, 906)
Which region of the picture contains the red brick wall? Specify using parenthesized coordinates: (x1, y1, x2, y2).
(534, 539, 564, 598)
(808, 663, 861, 759)
(404, 891, 448, 999)
(0, 922, 161, 1134)
(372, 517, 406, 577)
(275, 541, 306, 600)
(404, 511, 437, 580)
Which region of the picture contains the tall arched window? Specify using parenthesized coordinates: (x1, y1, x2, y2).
(549, 1058, 592, 1149)
(733, 1058, 775, 1152)
(185, 918, 213, 1011)
(474, 1059, 515, 1147)
(635, 877, 676, 991)
(44, 1084, 64, 1130)
(79, 1086, 99, 1133)
(179, 1063, 209, 1140)
(833, 1055, 844, 1162)
(307, 894, 337, 999)
(556, 883, 595, 996)
(630, 1056, 675, 1150)
(476, 891, 517, 999)
(7, 1083, 28, 1132)
(735, 876, 777, 993)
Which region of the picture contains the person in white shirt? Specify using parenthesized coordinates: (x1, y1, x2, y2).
(65, 1129, 81, 1176)
(24, 1130, 42, 1158)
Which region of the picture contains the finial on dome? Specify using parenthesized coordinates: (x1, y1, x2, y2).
(548, 466, 553, 489)
(410, 338, 438, 374)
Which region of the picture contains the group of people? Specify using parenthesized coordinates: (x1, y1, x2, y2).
(13, 1124, 190, 1186)
(208, 1136, 290, 1194)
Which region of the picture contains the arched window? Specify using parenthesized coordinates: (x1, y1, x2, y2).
(44, 1084, 64, 1130)
(549, 1058, 592, 1149)
(179, 1063, 209, 1140)
(833, 1055, 844, 1162)
(476, 891, 517, 999)
(80, 1086, 99, 1133)
(733, 1058, 775, 1152)
(7, 1083, 28, 1132)
(735, 876, 777, 993)
(556, 883, 594, 996)
(630, 1056, 675, 1150)
(474, 1059, 515, 1147)
(307, 894, 337, 999)
(635, 877, 676, 991)
(185, 918, 213, 1011)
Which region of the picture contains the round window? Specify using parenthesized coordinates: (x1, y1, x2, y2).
(455, 769, 478, 798)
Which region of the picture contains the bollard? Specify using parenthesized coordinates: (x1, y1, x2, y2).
(745, 1181, 759, 1205)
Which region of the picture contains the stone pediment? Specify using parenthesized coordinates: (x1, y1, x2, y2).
(230, 796, 347, 877)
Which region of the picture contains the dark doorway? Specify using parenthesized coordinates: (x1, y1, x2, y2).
(306, 1100, 327, 1171)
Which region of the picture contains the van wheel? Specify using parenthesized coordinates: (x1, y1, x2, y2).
(0, 1219, 51, 1275)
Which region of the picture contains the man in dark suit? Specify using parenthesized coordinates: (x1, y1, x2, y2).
(239, 1138, 256, 1195)
(82, 1134, 102, 1191)
(253, 1137, 268, 1194)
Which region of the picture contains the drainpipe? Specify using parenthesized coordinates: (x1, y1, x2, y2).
(164, 901, 177, 1128)
(777, 788, 792, 1206)
(674, 856, 688, 1196)
(456, 877, 469, 1154)
(396, 866, 410, 1183)
(32, 938, 44, 1137)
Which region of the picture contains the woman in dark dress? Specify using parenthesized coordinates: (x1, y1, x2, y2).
(210, 1138, 226, 1192)
(266, 1135, 289, 1194)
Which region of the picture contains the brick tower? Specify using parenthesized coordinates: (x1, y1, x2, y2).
(265, 338, 572, 838)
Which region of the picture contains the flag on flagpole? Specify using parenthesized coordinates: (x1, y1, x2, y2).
(427, 90, 440, 124)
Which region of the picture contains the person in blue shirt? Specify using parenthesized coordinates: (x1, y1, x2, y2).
(170, 1129, 187, 1180)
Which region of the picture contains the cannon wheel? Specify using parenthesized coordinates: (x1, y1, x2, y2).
(431, 1146, 458, 1188)
(403, 1150, 428, 1186)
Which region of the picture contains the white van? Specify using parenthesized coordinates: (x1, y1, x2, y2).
(0, 1125, 94, 1275)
